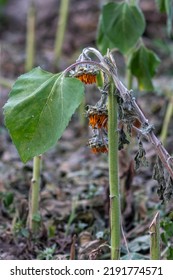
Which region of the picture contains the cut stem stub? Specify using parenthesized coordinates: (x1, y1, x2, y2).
(149, 212, 160, 260)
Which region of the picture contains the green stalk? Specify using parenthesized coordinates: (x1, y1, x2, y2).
(108, 81, 121, 260)
(25, 1, 41, 235)
(54, 0, 70, 65)
(160, 94, 173, 145)
(25, 0, 35, 72)
(149, 212, 160, 260)
(29, 155, 42, 234)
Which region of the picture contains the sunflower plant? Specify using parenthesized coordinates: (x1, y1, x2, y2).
(3, 0, 173, 260)
(3, 45, 173, 259)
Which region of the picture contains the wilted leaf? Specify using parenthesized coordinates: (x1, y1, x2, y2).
(3, 67, 84, 162)
(152, 157, 166, 201)
(165, 177, 173, 200)
(134, 140, 148, 169)
(118, 127, 130, 150)
(128, 45, 160, 90)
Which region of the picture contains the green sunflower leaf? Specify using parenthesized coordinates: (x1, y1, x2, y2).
(3, 67, 84, 162)
(96, 14, 115, 55)
(128, 45, 160, 91)
(97, 2, 145, 54)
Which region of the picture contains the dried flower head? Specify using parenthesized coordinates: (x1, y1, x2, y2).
(91, 145, 108, 153)
(88, 136, 108, 153)
(86, 106, 108, 130)
(71, 66, 98, 84)
(77, 73, 97, 84)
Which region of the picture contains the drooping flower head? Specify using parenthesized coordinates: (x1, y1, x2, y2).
(86, 105, 108, 130)
(88, 134, 108, 154)
(89, 141, 108, 154)
(91, 145, 108, 153)
(71, 65, 98, 84)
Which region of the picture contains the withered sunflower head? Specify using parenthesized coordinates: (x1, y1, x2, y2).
(71, 66, 98, 85)
(76, 73, 96, 84)
(88, 136, 108, 154)
(86, 106, 108, 129)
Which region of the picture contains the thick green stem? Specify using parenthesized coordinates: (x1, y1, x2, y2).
(108, 81, 121, 260)
(160, 95, 173, 145)
(54, 0, 70, 65)
(29, 155, 42, 234)
(25, 1, 35, 72)
(149, 212, 160, 260)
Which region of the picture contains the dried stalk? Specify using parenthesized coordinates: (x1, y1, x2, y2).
(102, 53, 173, 180)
